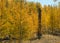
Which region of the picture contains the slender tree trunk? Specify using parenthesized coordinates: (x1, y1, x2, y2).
(36, 5, 42, 39)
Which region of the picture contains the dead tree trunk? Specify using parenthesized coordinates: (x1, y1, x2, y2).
(36, 5, 42, 39)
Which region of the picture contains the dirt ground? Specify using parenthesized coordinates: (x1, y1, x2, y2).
(0, 34, 60, 43)
(22, 34, 60, 43)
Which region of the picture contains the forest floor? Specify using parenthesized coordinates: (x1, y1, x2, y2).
(22, 34, 60, 43)
(0, 34, 60, 43)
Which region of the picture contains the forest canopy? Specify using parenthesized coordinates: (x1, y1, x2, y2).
(0, 0, 60, 39)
